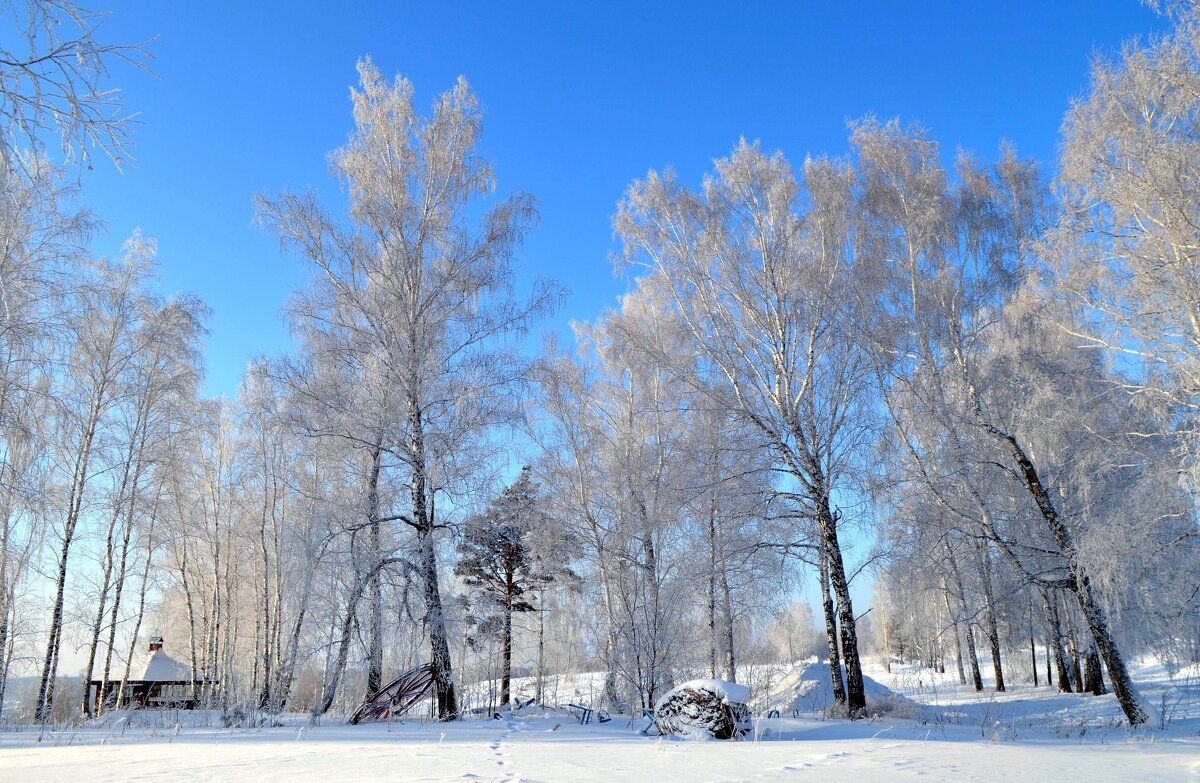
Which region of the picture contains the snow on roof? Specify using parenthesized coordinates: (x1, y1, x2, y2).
(139, 649, 192, 681)
(669, 678, 751, 705)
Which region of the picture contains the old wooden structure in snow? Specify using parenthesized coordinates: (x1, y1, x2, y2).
(87, 636, 216, 711)
(349, 662, 437, 724)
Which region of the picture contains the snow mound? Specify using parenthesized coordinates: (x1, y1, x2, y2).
(762, 659, 913, 717)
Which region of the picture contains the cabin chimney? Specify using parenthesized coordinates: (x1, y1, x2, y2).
(148, 635, 164, 652)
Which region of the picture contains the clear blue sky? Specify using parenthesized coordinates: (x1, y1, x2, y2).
(80, 0, 1167, 398)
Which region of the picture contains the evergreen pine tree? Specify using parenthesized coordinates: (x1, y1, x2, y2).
(456, 466, 576, 706)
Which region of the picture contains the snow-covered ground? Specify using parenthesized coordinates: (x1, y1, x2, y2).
(3, 659, 1198, 782)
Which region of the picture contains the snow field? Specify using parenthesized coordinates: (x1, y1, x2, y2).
(2, 711, 1196, 782)
(3, 658, 1198, 782)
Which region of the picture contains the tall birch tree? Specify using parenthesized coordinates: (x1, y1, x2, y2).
(259, 60, 559, 719)
(616, 141, 874, 715)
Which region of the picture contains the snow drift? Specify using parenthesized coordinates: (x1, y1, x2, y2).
(762, 659, 913, 718)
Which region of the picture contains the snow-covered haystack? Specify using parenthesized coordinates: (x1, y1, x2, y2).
(653, 679, 751, 739)
(763, 659, 914, 718)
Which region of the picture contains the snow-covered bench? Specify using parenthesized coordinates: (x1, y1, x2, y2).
(566, 703, 593, 724)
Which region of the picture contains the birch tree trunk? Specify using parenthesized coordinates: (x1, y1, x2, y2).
(81, 401, 148, 716)
(257, 466, 274, 708)
(942, 577, 967, 686)
(948, 549, 983, 692)
(974, 539, 1005, 692)
(535, 584, 546, 705)
(318, 556, 407, 715)
(1028, 593, 1039, 687)
(117, 526, 154, 710)
(819, 502, 865, 715)
(99, 472, 152, 710)
(80, 485, 128, 717)
(707, 507, 719, 679)
(1083, 644, 1106, 696)
(991, 424, 1150, 723)
(819, 535, 846, 704)
(36, 381, 108, 722)
(274, 560, 315, 711)
(720, 563, 736, 683)
(1043, 590, 1074, 693)
(1068, 628, 1083, 694)
(365, 444, 383, 699)
(408, 399, 458, 720)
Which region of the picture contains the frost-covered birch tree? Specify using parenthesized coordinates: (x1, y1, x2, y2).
(616, 142, 874, 715)
(259, 60, 559, 720)
(34, 241, 161, 722)
(1052, 2, 1200, 642)
(0, 0, 150, 167)
(855, 118, 1159, 725)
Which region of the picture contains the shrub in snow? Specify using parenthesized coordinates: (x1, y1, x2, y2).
(653, 679, 751, 740)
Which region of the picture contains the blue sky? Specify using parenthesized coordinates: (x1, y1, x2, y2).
(80, 0, 1167, 398)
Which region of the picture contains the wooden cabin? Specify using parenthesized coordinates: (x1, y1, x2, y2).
(87, 636, 216, 711)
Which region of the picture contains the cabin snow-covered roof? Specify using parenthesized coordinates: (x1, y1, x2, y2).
(139, 649, 192, 681)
